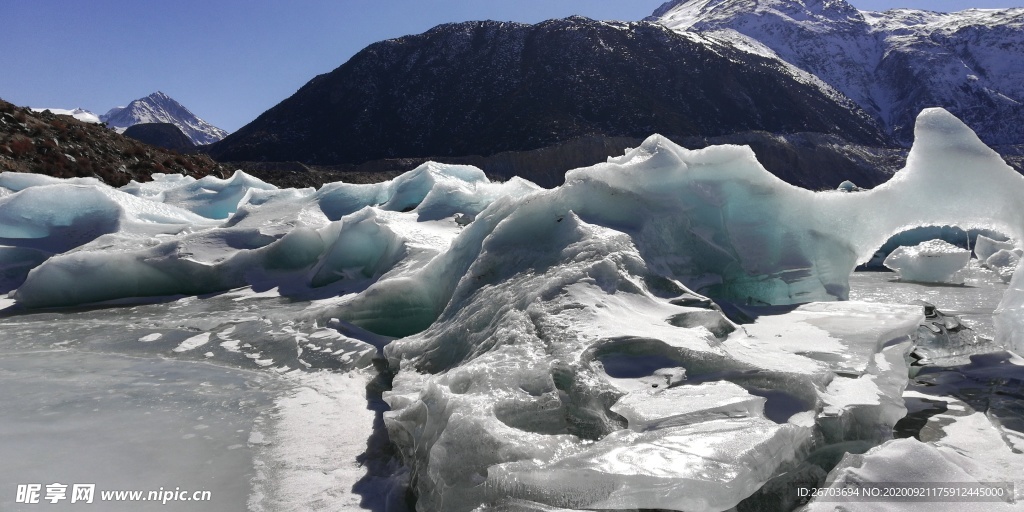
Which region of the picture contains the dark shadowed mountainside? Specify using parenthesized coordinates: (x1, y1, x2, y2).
(123, 123, 197, 152)
(207, 16, 886, 167)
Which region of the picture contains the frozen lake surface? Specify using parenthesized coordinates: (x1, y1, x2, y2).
(0, 351, 278, 511)
(849, 264, 1008, 340)
(0, 291, 395, 511)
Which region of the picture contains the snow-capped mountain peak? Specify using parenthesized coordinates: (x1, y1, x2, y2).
(100, 91, 228, 146)
(651, 0, 1024, 145)
(650, 0, 863, 26)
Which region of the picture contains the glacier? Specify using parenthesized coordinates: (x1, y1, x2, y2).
(2, 107, 1024, 511)
(3, 108, 1021, 311)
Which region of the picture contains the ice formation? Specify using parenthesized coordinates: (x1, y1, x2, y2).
(805, 437, 1019, 511)
(3, 163, 537, 307)
(974, 234, 1021, 283)
(996, 270, 1024, 355)
(975, 234, 1016, 262)
(2, 108, 1020, 311)
(122, 170, 277, 219)
(861, 226, 997, 269)
(883, 239, 970, 284)
(3, 108, 1024, 510)
(986, 250, 1022, 283)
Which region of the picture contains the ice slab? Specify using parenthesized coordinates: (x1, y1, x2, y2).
(975, 234, 1015, 262)
(862, 226, 996, 269)
(0, 172, 104, 191)
(804, 437, 1018, 511)
(913, 302, 999, 365)
(609, 380, 765, 431)
(985, 249, 1021, 283)
(487, 417, 811, 511)
(929, 410, 1024, 500)
(995, 264, 1024, 354)
(725, 301, 923, 377)
(9, 208, 411, 308)
(249, 369, 398, 512)
(884, 239, 970, 284)
(0, 181, 212, 246)
(818, 341, 913, 443)
(315, 161, 538, 222)
(907, 351, 1024, 452)
(724, 301, 921, 443)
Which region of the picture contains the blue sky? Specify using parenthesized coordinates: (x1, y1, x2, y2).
(1, 1, 1019, 132)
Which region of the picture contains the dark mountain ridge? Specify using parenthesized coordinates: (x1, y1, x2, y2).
(207, 17, 886, 166)
(123, 123, 196, 151)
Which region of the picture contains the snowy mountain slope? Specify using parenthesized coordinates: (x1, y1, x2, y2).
(101, 106, 125, 121)
(651, 0, 1024, 145)
(29, 107, 102, 124)
(100, 91, 228, 146)
(864, 7, 1024, 143)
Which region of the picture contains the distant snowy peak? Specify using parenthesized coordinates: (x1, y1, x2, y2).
(30, 107, 102, 124)
(100, 92, 228, 146)
(650, 0, 862, 27)
(651, 0, 1024, 145)
(102, 106, 125, 120)
(861, 7, 1024, 32)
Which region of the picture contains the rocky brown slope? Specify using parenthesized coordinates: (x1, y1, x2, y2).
(0, 99, 229, 187)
